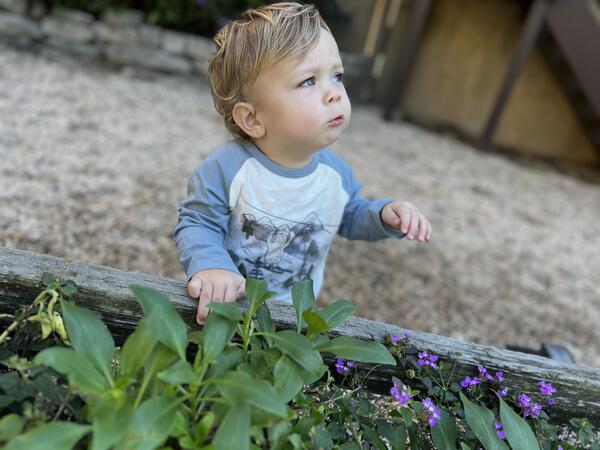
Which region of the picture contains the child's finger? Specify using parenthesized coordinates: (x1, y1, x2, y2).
(418, 215, 429, 241)
(188, 277, 202, 299)
(235, 278, 246, 299)
(394, 204, 411, 233)
(197, 282, 213, 325)
(407, 209, 420, 239)
(213, 284, 226, 302)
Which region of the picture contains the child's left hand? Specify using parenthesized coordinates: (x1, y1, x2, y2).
(381, 201, 432, 242)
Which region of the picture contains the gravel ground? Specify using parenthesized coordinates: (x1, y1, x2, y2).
(2, 43, 600, 367)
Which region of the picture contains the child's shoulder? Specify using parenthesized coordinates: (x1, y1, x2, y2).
(201, 139, 253, 166)
(190, 140, 253, 184)
(316, 147, 352, 173)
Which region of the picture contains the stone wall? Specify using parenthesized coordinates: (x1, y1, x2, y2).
(0, 0, 212, 76)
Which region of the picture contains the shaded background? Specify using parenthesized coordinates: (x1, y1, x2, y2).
(1, 0, 600, 366)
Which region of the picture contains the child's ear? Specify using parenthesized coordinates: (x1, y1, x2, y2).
(232, 102, 265, 139)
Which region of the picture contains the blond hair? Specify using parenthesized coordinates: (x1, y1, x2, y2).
(207, 2, 330, 140)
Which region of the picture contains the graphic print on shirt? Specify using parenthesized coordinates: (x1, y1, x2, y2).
(231, 196, 333, 290)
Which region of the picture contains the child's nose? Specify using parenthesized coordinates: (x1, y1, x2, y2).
(325, 89, 342, 104)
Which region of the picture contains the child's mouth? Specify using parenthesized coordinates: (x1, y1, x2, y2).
(327, 115, 345, 126)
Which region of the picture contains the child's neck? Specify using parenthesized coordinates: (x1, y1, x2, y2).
(252, 140, 316, 169)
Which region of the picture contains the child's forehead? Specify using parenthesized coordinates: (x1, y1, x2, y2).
(268, 32, 342, 76)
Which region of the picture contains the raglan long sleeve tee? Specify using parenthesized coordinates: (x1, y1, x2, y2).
(173, 139, 405, 303)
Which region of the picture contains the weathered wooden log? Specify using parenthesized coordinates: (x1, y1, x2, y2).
(1, 246, 599, 425)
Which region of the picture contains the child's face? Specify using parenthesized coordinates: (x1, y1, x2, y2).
(250, 28, 351, 161)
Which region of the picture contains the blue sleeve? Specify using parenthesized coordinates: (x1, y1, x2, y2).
(320, 150, 406, 241)
(172, 142, 250, 280)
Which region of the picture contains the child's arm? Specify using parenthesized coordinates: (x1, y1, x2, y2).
(327, 152, 431, 242)
(173, 154, 245, 324)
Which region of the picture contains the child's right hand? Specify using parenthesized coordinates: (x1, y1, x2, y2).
(188, 269, 246, 325)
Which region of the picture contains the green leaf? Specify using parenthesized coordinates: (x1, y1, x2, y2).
(393, 424, 407, 450)
(430, 408, 458, 450)
(268, 421, 292, 450)
(2, 422, 90, 450)
(130, 286, 188, 360)
(264, 330, 324, 383)
(212, 403, 250, 450)
(315, 336, 395, 365)
(460, 444, 472, 450)
(207, 302, 243, 322)
(158, 359, 196, 385)
(361, 424, 386, 450)
(34, 347, 108, 393)
(291, 279, 315, 332)
(41, 272, 56, 287)
(194, 411, 215, 445)
(116, 396, 180, 450)
(245, 278, 275, 317)
(255, 304, 275, 347)
(214, 371, 287, 418)
(303, 309, 330, 336)
(202, 310, 237, 361)
(60, 280, 78, 296)
(142, 343, 178, 381)
(311, 424, 333, 450)
(460, 392, 509, 450)
(206, 347, 244, 379)
(337, 443, 361, 450)
(119, 318, 159, 377)
(319, 300, 355, 329)
(60, 300, 115, 384)
(91, 395, 134, 450)
(499, 397, 540, 450)
(0, 414, 23, 441)
(273, 355, 305, 402)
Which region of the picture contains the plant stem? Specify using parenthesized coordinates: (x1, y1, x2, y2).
(242, 310, 253, 354)
(0, 289, 50, 345)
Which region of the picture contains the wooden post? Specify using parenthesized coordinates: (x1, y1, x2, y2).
(480, 0, 550, 150)
(1, 246, 599, 425)
(382, 0, 433, 121)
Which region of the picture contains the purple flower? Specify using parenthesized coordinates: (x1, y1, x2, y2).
(417, 352, 439, 369)
(539, 380, 556, 397)
(519, 393, 531, 408)
(391, 335, 400, 344)
(460, 376, 471, 389)
(495, 371, 504, 382)
(422, 398, 442, 427)
(477, 365, 495, 382)
(460, 375, 481, 391)
(497, 387, 508, 397)
(495, 421, 506, 440)
(390, 380, 412, 405)
(335, 358, 354, 375)
(519, 393, 542, 418)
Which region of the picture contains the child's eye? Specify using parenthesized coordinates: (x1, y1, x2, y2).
(299, 77, 316, 87)
(333, 72, 344, 82)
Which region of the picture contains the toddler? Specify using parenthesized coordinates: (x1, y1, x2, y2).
(173, 2, 432, 324)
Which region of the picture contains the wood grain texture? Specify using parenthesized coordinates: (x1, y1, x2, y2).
(1, 246, 599, 425)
